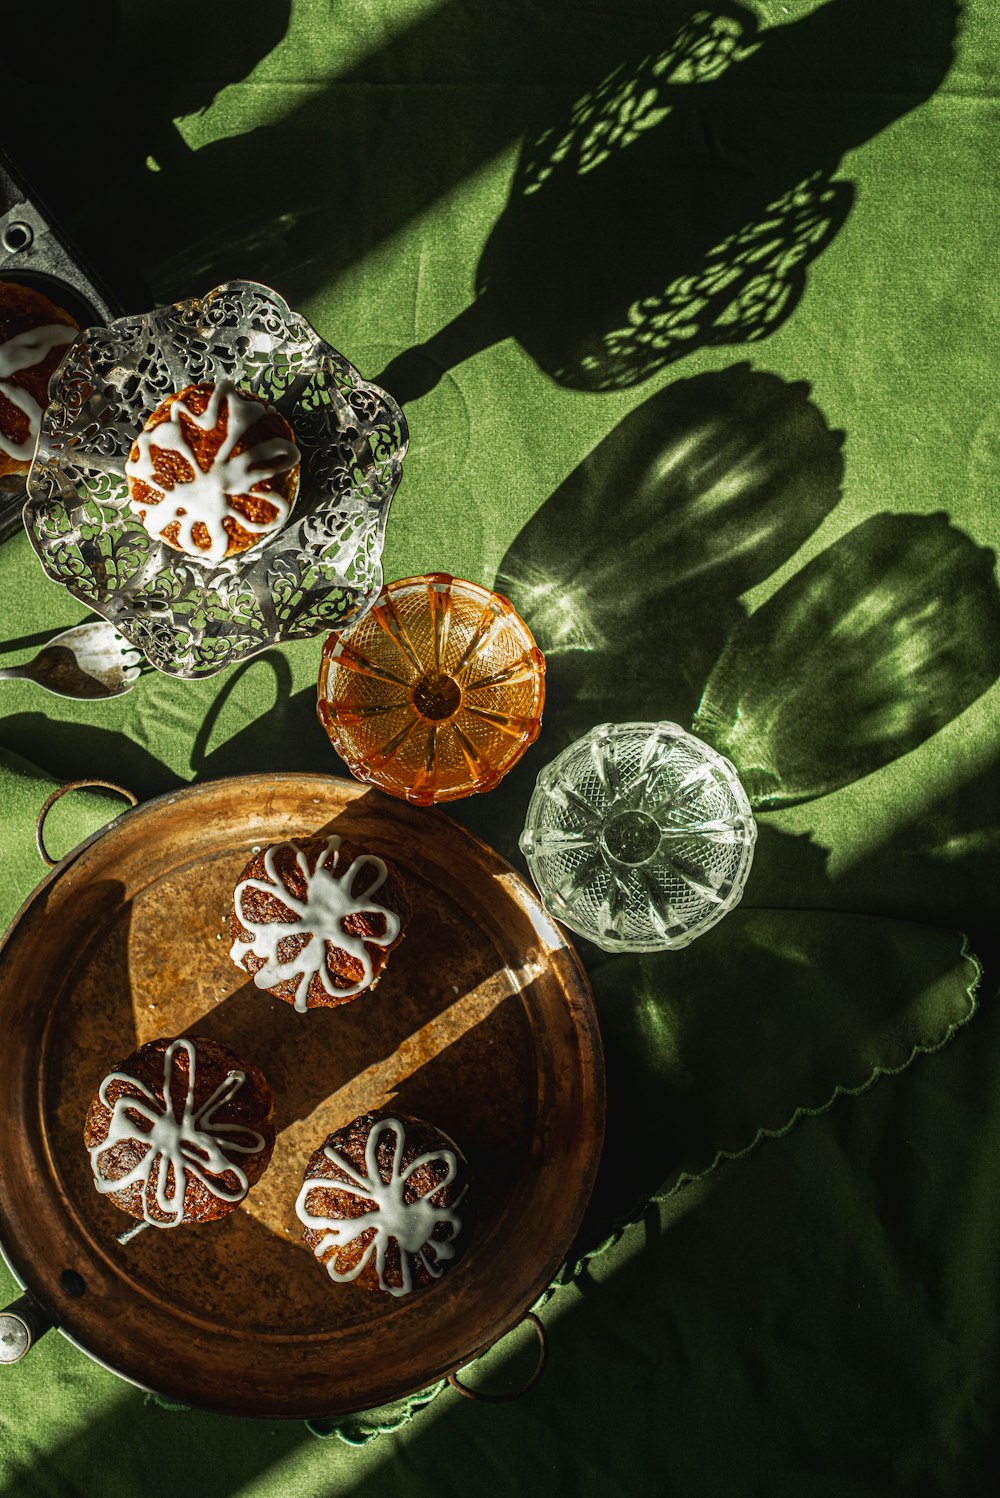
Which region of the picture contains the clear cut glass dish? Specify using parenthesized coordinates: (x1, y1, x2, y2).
(23, 280, 408, 678)
(519, 721, 756, 952)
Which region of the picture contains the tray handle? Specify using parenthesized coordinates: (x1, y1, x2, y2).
(0, 1292, 53, 1365)
(36, 779, 139, 867)
(447, 1311, 547, 1404)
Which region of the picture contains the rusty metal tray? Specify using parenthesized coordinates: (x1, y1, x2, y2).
(0, 773, 604, 1418)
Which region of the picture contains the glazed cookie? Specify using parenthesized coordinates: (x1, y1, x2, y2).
(84, 1035, 275, 1228)
(296, 1111, 472, 1297)
(0, 281, 78, 477)
(125, 379, 300, 562)
(230, 835, 410, 1012)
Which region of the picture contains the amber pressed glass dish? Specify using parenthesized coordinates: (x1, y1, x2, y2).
(317, 574, 546, 804)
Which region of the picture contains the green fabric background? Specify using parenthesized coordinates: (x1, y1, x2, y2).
(1, 0, 998, 1492)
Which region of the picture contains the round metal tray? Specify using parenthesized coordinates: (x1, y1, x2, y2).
(0, 773, 604, 1418)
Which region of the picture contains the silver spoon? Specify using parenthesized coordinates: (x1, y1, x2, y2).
(0, 620, 143, 699)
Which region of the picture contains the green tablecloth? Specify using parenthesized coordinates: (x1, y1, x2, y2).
(1, 1, 998, 1492)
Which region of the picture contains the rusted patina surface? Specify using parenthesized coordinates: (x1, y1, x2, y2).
(0, 773, 604, 1418)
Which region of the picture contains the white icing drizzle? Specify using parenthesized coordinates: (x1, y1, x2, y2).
(124, 379, 300, 562)
(0, 323, 76, 462)
(231, 836, 401, 1013)
(295, 1117, 466, 1297)
(88, 1037, 267, 1229)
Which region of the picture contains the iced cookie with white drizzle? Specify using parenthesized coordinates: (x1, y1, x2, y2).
(125, 379, 300, 563)
(84, 1036, 275, 1228)
(230, 835, 411, 1012)
(0, 281, 77, 478)
(296, 1112, 473, 1297)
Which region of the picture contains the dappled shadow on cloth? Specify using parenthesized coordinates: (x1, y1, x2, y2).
(0, 1, 957, 394)
(0, 0, 692, 312)
(379, 0, 956, 400)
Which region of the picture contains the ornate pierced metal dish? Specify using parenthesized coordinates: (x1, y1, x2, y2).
(22, 280, 408, 678)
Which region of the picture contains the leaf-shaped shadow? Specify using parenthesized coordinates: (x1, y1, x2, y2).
(693, 513, 1000, 809)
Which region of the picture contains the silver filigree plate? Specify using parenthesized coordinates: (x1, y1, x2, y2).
(22, 280, 408, 678)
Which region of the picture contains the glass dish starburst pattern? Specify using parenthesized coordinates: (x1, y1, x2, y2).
(519, 721, 756, 952)
(317, 573, 545, 804)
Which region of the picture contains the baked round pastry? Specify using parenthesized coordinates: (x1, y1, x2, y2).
(296, 1111, 473, 1297)
(0, 281, 78, 477)
(84, 1035, 275, 1228)
(230, 834, 410, 1012)
(124, 378, 300, 563)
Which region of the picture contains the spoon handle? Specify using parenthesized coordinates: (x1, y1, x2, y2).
(0, 666, 31, 682)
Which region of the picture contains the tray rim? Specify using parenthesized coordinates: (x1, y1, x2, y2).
(0, 771, 605, 1418)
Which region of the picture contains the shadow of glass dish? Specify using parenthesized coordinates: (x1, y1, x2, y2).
(377, 0, 957, 400)
(693, 512, 1000, 809)
(477, 365, 844, 818)
(498, 362, 844, 657)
